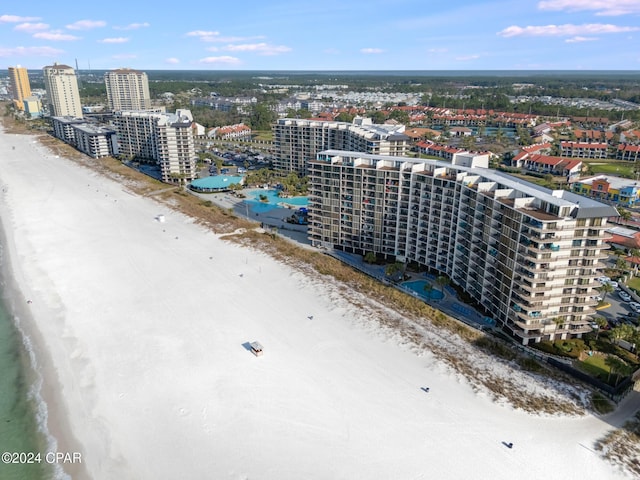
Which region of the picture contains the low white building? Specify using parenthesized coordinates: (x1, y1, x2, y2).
(50, 116, 118, 158)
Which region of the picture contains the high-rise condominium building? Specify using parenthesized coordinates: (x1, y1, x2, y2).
(308, 150, 617, 345)
(104, 68, 151, 111)
(113, 109, 197, 184)
(42, 63, 83, 117)
(273, 117, 411, 175)
(8, 65, 31, 111)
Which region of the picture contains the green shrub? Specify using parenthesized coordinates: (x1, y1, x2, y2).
(517, 357, 545, 373)
(591, 392, 615, 414)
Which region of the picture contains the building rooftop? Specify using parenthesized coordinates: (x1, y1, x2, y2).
(575, 174, 640, 191)
(317, 150, 618, 219)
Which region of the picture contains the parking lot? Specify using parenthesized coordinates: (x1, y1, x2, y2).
(595, 278, 640, 328)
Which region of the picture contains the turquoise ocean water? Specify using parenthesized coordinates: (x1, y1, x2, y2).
(0, 259, 52, 479)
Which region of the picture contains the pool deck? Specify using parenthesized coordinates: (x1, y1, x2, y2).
(329, 250, 494, 331)
(186, 187, 313, 248)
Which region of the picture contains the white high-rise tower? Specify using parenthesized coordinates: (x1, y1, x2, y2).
(42, 62, 83, 117)
(104, 68, 151, 112)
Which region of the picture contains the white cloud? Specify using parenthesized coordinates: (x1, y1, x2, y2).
(0, 45, 64, 57)
(428, 47, 448, 53)
(65, 20, 106, 30)
(538, 0, 640, 16)
(14, 22, 49, 33)
(113, 22, 150, 30)
(221, 43, 291, 55)
(456, 54, 480, 61)
(33, 31, 80, 41)
(205, 35, 265, 43)
(198, 55, 242, 65)
(99, 37, 130, 44)
(360, 48, 385, 54)
(186, 30, 219, 36)
(165, 57, 180, 64)
(186, 30, 220, 42)
(498, 23, 639, 37)
(565, 35, 598, 42)
(0, 15, 40, 23)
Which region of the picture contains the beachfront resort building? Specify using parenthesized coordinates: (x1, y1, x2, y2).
(8, 65, 31, 111)
(273, 117, 411, 175)
(50, 116, 118, 159)
(42, 63, 83, 118)
(113, 109, 197, 184)
(104, 68, 151, 112)
(308, 150, 617, 345)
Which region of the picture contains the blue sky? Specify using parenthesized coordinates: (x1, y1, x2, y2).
(1, 0, 639, 70)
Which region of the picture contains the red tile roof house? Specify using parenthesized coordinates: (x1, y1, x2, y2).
(510, 143, 553, 168)
(208, 123, 252, 140)
(560, 141, 609, 159)
(623, 256, 640, 275)
(573, 129, 614, 143)
(521, 154, 582, 178)
(450, 126, 472, 137)
(617, 144, 640, 162)
(606, 226, 640, 251)
(415, 141, 466, 160)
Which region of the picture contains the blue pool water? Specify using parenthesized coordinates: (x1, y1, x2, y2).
(190, 175, 243, 191)
(245, 189, 308, 213)
(401, 280, 445, 301)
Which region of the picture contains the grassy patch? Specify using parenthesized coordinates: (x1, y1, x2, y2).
(578, 355, 610, 382)
(534, 339, 588, 359)
(587, 161, 635, 178)
(627, 276, 640, 293)
(251, 130, 274, 142)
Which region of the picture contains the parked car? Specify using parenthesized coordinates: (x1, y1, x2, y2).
(607, 281, 619, 289)
(618, 291, 632, 302)
(597, 276, 611, 284)
(629, 302, 640, 313)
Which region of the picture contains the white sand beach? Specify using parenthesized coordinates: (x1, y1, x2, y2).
(0, 128, 635, 479)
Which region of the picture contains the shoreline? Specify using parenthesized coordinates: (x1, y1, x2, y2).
(0, 131, 89, 480)
(0, 125, 634, 479)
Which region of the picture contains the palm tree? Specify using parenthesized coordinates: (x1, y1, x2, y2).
(630, 248, 640, 276)
(435, 275, 450, 294)
(594, 316, 608, 340)
(423, 282, 434, 299)
(364, 252, 377, 264)
(600, 282, 614, 302)
(616, 257, 628, 271)
(618, 208, 632, 225)
(605, 356, 631, 386)
(385, 262, 405, 282)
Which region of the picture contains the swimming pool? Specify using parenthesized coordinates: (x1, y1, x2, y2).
(245, 189, 308, 213)
(401, 280, 445, 301)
